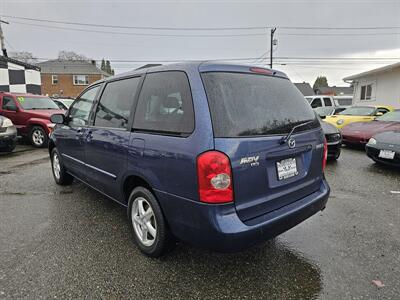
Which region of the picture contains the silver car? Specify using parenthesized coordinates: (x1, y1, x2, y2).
(0, 116, 17, 152)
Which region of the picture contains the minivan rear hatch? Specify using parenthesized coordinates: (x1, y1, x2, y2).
(201, 68, 324, 222)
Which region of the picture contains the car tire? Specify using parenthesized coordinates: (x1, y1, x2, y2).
(332, 149, 341, 160)
(29, 126, 48, 148)
(51, 148, 73, 185)
(128, 187, 171, 257)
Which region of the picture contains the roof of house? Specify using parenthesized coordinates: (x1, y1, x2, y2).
(0, 55, 41, 71)
(36, 60, 110, 76)
(343, 61, 400, 81)
(294, 82, 314, 96)
(315, 86, 354, 96)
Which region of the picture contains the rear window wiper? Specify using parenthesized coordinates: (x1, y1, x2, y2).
(280, 120, 315, 145)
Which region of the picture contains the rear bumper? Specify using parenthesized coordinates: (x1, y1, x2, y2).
(156, 179, 330, 252)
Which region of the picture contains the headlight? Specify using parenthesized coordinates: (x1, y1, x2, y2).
(1, 118, 13, 127)
(336, 119, 344, 125)
(328, 133, 341, 142)
(368, 138, 377, 145)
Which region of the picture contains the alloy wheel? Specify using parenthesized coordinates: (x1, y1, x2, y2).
(52, 153, 61, 180)
(131, 197, 157, 247)
(32, 129, 45, 146)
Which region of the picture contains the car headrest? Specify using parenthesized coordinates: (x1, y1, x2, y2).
(163, 96, 180, 109)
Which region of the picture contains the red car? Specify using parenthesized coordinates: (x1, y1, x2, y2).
(0, 92, 65, 147)
(342, 110, 400, 145)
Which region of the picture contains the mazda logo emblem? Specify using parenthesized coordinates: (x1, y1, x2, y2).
(288, 138, 296, 149)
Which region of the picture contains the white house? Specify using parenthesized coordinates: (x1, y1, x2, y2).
(343, 62, 400, 108)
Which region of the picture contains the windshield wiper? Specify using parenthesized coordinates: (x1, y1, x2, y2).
(280, 120, 315, 145)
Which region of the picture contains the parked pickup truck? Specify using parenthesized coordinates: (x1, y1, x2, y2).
(305, 95, 338, 109)
(0, 92, 65, 147)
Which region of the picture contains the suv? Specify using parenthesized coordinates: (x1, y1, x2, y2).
(0, 92, 65, 147)
(305, 95, 337, 109)
(49, 62, 330, 257)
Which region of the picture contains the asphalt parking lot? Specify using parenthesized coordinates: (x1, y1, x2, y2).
(0, 145, 399, 299)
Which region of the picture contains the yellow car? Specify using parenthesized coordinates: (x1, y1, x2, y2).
(324, 105, 395, 129)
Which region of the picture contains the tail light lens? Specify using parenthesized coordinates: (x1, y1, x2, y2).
(197, 151, 233, 203)
(322, 139, 328, 172)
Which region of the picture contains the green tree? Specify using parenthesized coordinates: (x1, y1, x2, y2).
(313, 76, 329, 90)
(104, 60, 114, 75)
(105, 60, 111, 74)
(101, 58, 106, 71)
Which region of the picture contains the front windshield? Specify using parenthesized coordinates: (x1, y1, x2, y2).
(339, 106, 375, 116)
(314, 107, 334, 116)
(376, 110, 400, 122)
(16, 96, 60, 110)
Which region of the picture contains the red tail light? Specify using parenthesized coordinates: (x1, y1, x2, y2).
(322, 139, 328, 172)
(249, 67, 273, 75)
(197, 151, 233, 203)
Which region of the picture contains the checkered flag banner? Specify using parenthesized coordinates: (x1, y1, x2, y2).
(0, 56, 41, 94)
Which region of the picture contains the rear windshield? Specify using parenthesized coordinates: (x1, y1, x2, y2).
(201, 72, 319, 137)
(16, 96, 59, 110)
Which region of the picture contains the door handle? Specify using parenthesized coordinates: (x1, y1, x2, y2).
(86, 130, 93, 142)
(76, 127, 84, 136)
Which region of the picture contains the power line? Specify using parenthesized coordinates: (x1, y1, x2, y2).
(31, 57, 399, 64)
(11, 21, 400, 38)
(273, 57, 400, 60)
(2, 15, 269, 31)
(3, 15, 400, 31)
(9, 21, 266, 37)
(279, 32, 400, 36)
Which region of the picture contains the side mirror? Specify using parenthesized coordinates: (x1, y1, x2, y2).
(50, 113, 65, 124)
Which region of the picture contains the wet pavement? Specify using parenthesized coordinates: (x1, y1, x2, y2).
(0, 145, 399, 299)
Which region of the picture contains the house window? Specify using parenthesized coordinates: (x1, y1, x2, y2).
(360, 84, 372, 100)
(52, 75, 58, 85)
(73, 75, 89, 86)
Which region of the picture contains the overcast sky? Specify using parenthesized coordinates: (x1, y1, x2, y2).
(1, 0, 399, 85)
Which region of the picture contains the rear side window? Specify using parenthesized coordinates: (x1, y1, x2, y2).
(133, 71, 194, 135)
(202, 72, 319, 137)
(94, 77, 140, 129)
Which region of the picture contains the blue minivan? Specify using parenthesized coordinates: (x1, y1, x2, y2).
(49, 62, 330, 257)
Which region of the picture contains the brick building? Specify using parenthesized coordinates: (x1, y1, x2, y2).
(37, 60, 110, 98)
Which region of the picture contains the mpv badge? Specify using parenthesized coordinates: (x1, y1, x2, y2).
(288, 138, 296, 149)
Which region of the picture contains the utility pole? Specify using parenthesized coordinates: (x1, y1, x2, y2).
(0, 17, 9, 57)
(269, 27, 277, 69)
